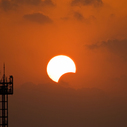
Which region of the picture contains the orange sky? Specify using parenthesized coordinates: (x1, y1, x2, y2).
(0, 0, 127, 90)
(0, 0, 127, 127)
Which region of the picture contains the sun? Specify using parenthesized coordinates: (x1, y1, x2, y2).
(47, 55, 76, 82)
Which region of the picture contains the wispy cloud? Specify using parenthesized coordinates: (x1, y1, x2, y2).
(74, 12, 84, 21)
(0, 0, 54, 11)
(86, 39, 127, 60)
(23, 12, 53, 24)
(71, 0, 103, 7)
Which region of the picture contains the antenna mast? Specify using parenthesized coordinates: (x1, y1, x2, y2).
(0, 64, 13, 127)
(3, 64, 5, 83)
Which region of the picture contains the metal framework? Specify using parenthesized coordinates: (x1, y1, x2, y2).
(0, 64, 13, 127)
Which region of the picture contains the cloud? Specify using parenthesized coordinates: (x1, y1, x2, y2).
(71, 0, 103, 6)
(60, 12, 85, 22)
(42, 0, 54, 6)
(13, 0, 42, 5)
(0, 0, 54, 11)
(86, 39, 127, 60)
(0, 0, 17, 11)
(74, 12, 84, 21)
(23, 13, 53, 24)
(73, 12, 96, 24)
(9, 82, 127, 127)
(14, 0, 54, 6)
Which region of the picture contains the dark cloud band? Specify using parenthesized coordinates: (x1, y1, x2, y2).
(0, 0, 54, 11)
(86, 40, 127, 60)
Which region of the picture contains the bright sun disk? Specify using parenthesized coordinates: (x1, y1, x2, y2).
(47, 55, 76, 82)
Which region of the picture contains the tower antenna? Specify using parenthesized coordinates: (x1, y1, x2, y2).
(3, 63, 5, 82)
(0, 64, 13, 127)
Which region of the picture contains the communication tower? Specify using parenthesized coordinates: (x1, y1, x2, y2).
(0, 64, 13, 127)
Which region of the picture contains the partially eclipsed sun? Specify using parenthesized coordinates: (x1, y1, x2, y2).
(47, 55, 76, 82)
